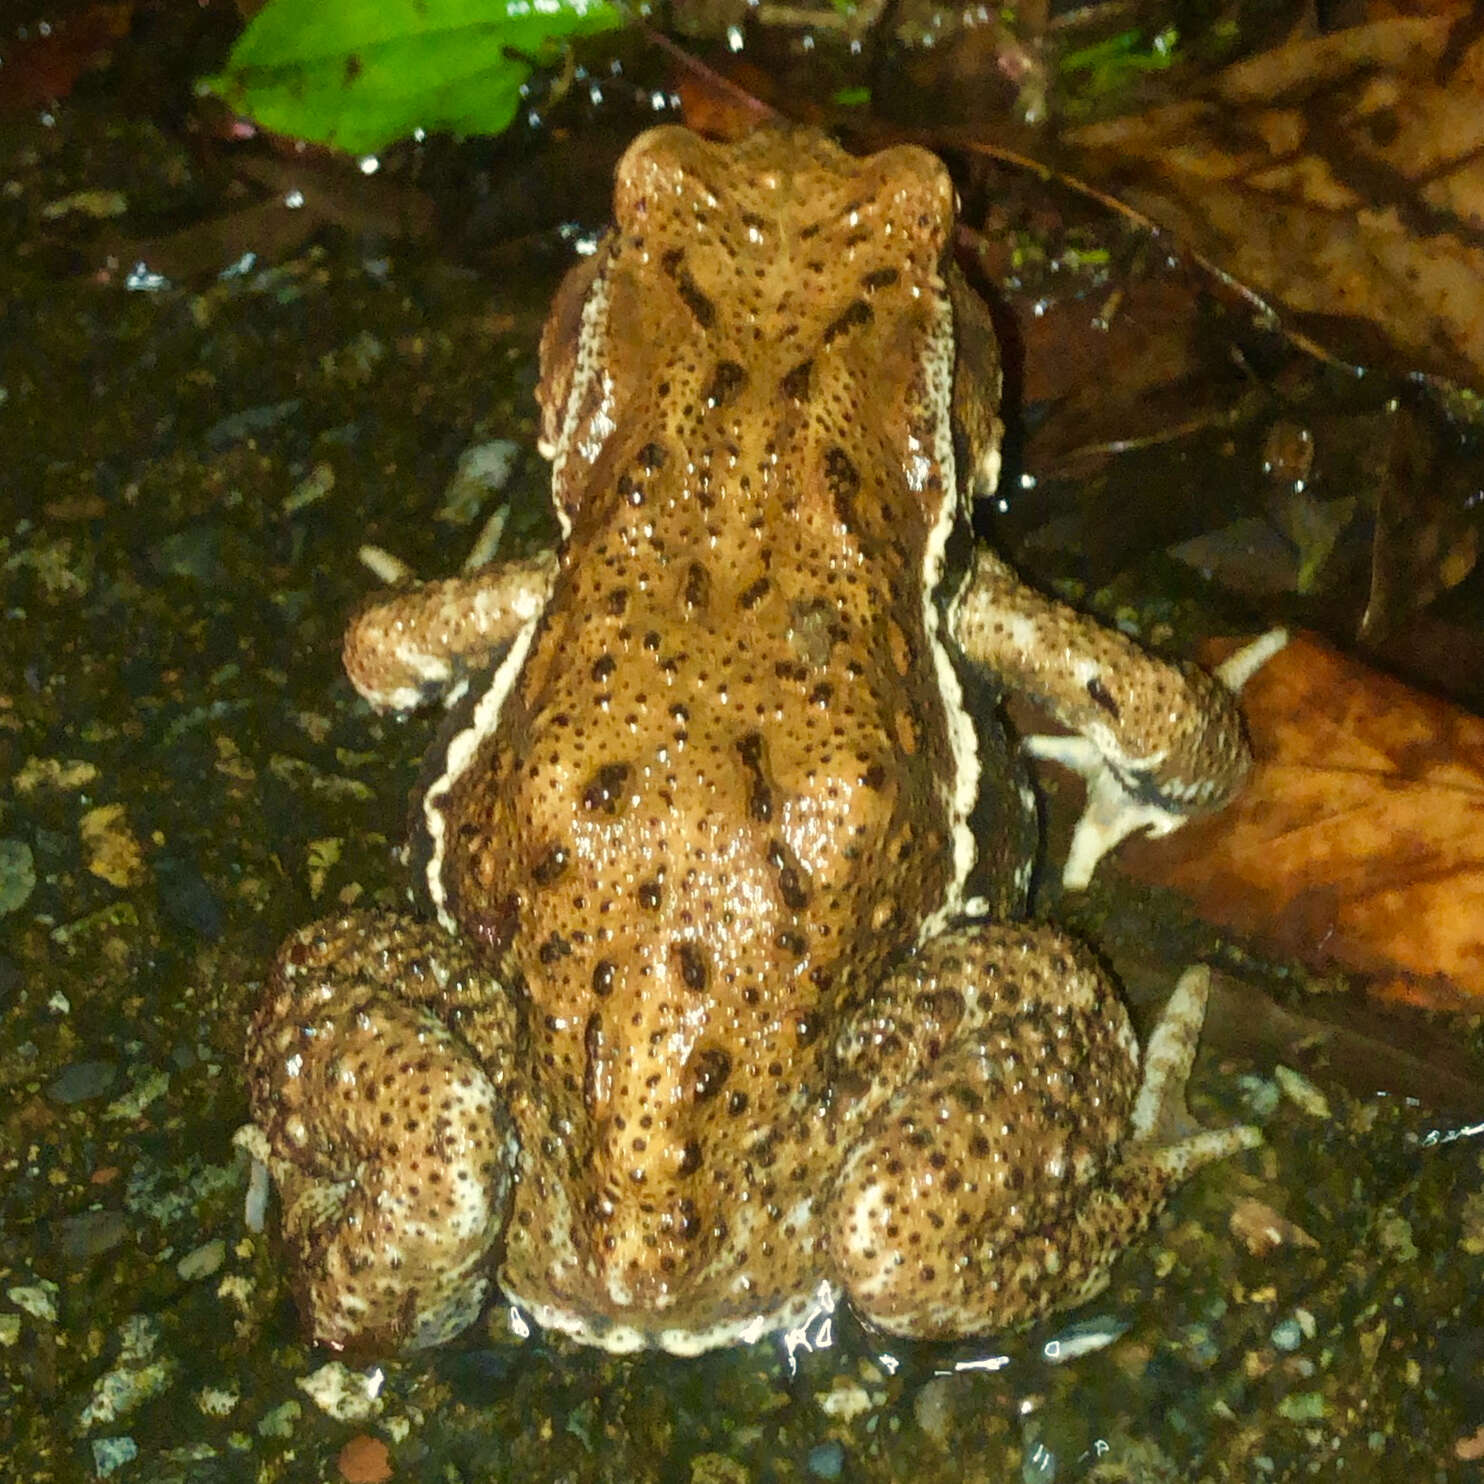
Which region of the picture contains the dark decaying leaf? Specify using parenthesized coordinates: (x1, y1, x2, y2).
(952, 132, 1480, 638)
(1362, 407, 1480, 641)
(0, 3, 133, 113)
(1199, 969, 1484, 1119)
(88, 151, 437, 284)
(1063, 5, 1484, 389)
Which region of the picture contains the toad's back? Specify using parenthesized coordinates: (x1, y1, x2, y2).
(426, 128, 984, 1343)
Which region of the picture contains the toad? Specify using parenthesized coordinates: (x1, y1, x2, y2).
(242, 127, 1278, 1355)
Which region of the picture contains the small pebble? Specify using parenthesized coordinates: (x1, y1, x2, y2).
(338, 1434, 392, 1483)
(8, 1282, 59, 1322)
(257, 1400, 302, 1439)
(1041, 1314, 1128, 1363)
(1235, 1073, 1281, 1119)
(1271, 1318, 1304, 1352)
(1274, 1065, 1331, 1120)
(807, 1440, 845, 1479)
(47, 1060, 119, 1104)
(913, 1375, 958, 1446)
(177, 1239, 225, 1281)
(91, 1437, 138, 1478)
(1020, 1436, 1056, 1482)
(0, 839, 36, 915)
(299, 1361, 385, 1422)
(60, 1210, 129, 1262)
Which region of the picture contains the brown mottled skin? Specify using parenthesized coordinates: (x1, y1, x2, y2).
(246, 128, 1261, 1356)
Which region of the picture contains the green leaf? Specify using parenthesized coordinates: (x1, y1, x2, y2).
(1060, 26, 1179, 87)
(202, 0, 625, 154)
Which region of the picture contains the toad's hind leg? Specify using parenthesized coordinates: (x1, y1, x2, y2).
(953, 547, 1285, 888)
(826, 924, 1257, 1340)
(242, 911, 519, 1352)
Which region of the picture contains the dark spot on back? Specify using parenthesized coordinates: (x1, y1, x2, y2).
(532, 843, 569, 885)
(684, 561, 710, 610)
(691, 1046, 731, 1099)
(736, 732, 773, 822)
(823, 446, 861, 527)
(675, 940, 710, 992)
(767, 837, 810, 910)
(704, 360, 747, 409)
(582, 762, 631, 813)
(674, 1196, 700, 1238)
(822, 299, 873, 346)
(780, 360, 812, 401)
(582, 1012, 605, 1108)
(740, 576, 770, 610)
(661, 247, 716, 328)
(538, 933, 571, 965)
(469, 892, 520, 955)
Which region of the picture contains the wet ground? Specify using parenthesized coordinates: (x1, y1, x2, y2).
(3, 14, 1484, 1484)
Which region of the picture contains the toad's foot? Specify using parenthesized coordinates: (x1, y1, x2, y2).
(1128, 964, 1262, 1164)
(1025, 628, 1286, 888)
(954, 547, 1285, 888)
(245, 912, 520, 1352)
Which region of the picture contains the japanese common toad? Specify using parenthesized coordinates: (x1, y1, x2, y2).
(242, 126, 1275, 1355)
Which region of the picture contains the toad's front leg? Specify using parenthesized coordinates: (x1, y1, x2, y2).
(243, 911, 520, 1352)
(953, 548, 1285, 887)
(343, 550, 556, 712)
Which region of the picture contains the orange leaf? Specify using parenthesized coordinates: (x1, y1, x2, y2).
(1120, 633, 1484, 1010)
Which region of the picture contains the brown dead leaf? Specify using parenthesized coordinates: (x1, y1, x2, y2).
(670, 54, 786, 139)
(1013, 276, 1253, 469)
(1363, 408, 1480, 638)
(954, 141, 1479, 636)
(1195, 970, 1484, 1115)
(1119, 633, 1484, 1010)
(1066, 6, 1484, 388)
